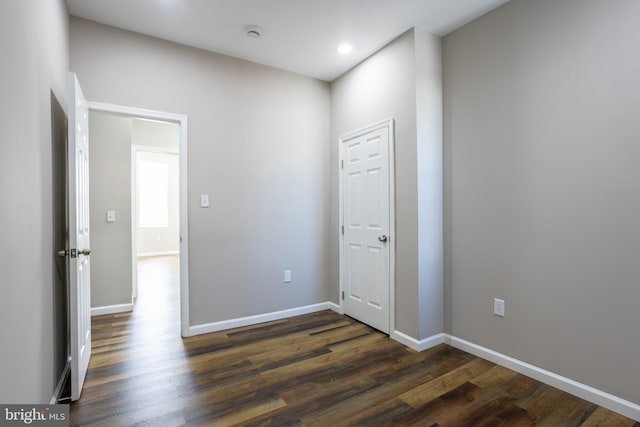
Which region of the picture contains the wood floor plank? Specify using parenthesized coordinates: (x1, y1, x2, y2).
(581, 407, 638, 427)
(469, 364, 519, 389)
(300, 348, 481, 426)
(398, 358, 495, 408)
(391, 382, 479, 426)
(69, 256, 639, 426)
(194, 397, 287, 427)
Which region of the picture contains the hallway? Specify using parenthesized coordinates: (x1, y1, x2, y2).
(133, 255, 181, 339)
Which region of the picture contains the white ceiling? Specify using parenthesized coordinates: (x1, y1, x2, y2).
(66, 0, 510, 82)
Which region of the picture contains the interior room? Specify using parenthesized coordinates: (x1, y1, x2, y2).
(1, 0, 639, 424)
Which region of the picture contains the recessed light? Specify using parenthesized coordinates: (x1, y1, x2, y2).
(337, 44, 353, 54)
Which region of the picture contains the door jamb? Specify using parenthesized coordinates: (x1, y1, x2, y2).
(87, 102, 191, 338)
(338, 117, 396, 335)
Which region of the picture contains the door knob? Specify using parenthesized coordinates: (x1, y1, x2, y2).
(79, 248, 91, 256)
(378, 235, 388, 243)
(57, 249, 68, 257)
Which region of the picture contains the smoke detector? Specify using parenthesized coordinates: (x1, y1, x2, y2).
(246, 25, 262, 39)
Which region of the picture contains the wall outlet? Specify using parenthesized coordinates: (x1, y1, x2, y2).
(493, 298, 505, 317)
(284, 270, 292, 283)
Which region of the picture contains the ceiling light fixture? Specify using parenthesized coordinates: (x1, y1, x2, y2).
(246, 25, 262, 39)
(337, 44, 353, 54)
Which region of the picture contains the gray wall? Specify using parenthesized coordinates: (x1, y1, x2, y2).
(70, 18, 331, 325)
(89, 111, 133, 308)
(132, 118, 180, 151)
(444, 0, 640, 405)
(415, 29, 444, 339)
(331, 28, 444, 340)
(0, 0, 69, 403)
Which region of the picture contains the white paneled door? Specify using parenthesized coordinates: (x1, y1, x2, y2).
(68, 72, 92, 401)
(341, 120, 394, 334)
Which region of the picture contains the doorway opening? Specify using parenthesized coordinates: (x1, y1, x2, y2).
(87, 103, 189, 337)
(132, 135, 180, 306)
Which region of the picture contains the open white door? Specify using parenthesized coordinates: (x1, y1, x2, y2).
(68, 72, 92, 401)
(340, 120, 394, 334)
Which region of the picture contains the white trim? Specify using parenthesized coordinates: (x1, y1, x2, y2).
(91, 303, 134, 316)
(188, 302, 337, 336)
(178, 118, 190, 338)
(88, 102, 190, 338)
(87, 102, 186, 123)
(387, 119, 396, 335)
(391, 331, 446, 352)
(338, 118, 395, 141)
(50, 357, 71, 404)
(338, 118, 396, 334)
(137, 251, 180, 258)
(133, 145, 179, 155)
(326, 301, 341, 313)
(130, 145, 137, 300)
(446, 335, 640, 422)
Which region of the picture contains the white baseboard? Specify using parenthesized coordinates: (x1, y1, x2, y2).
(91, 303, 133, 316)
(446, 335, 640, 422)
(326, 301, 341, 313)
(391, 330, 446, 352)
(137, 251, 179, 257)
(50, 357, 70, 404)
(188, 302, 338, 336)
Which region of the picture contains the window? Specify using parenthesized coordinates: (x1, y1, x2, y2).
(138, 160, 169, 227)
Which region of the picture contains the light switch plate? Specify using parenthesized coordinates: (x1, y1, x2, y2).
(106, 210, 116, 222)
(200, 195, 210, 208)
(493, 298, 505, 317)
(284, 270, 292, 283)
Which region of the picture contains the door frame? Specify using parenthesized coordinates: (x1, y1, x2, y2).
(338, 118, 396, 334)
(88, 101, 191, 338)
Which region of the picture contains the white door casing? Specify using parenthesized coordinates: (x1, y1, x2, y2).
(68, 72, 92, 401)
(88, 101, 190, 338)
(339, 119, 395, 334)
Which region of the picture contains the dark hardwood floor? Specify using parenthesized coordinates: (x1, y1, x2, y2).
(71, 256, 638, 426)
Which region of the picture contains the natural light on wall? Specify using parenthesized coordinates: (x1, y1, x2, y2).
(138, 160, 169, 227)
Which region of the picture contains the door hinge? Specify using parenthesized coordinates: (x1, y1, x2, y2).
(341, 225, 344, 235)
(341, 291, 345, 300)
(341, 160, 344, 169)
